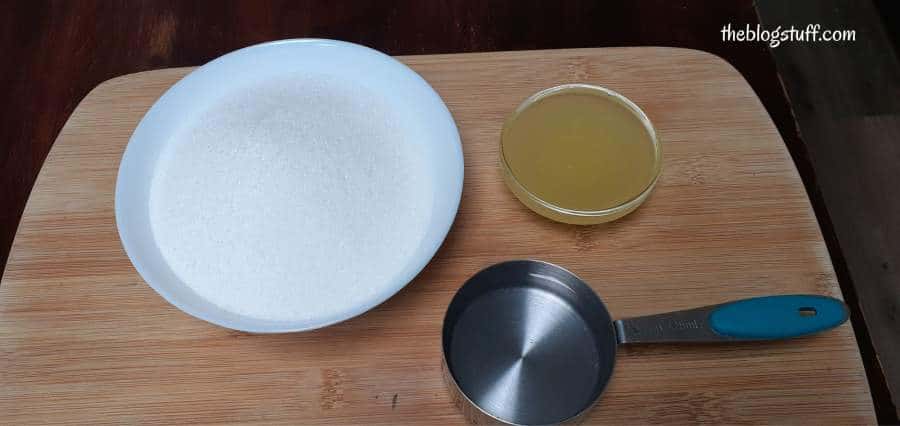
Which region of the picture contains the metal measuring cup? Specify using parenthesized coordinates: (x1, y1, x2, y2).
(441, 260, 848, 425)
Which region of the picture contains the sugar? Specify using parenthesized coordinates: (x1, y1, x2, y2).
(149, 75, 434, 323)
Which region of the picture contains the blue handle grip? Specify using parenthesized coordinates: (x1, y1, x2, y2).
(709, 295, 848, 340)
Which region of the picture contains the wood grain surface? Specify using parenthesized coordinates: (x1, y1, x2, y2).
(0, 47, 875, 424)
(758, 1, 900, 419)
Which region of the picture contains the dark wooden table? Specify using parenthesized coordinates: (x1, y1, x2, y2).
(1, 0, 896, 422)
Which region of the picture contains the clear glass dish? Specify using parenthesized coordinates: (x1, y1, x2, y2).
(500, 84, 661, 225)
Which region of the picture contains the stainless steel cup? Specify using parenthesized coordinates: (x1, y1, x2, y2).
(441, 260, 848, 425)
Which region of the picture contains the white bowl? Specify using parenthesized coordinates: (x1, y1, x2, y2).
(115, 39, 463, 333)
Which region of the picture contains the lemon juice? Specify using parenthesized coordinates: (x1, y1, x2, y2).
(500, 84, 660, 224)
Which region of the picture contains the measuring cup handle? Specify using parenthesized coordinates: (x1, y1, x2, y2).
(614, 295, 848, 344)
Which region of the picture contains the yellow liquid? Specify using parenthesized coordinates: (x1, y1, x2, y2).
(501, 86, 659, 221)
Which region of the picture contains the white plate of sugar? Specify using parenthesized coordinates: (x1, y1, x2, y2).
(116, 39, 463, 332)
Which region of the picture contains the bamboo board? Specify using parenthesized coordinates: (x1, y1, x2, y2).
(0, 47, 875, 424)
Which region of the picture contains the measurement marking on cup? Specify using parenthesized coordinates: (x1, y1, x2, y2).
(669, 319, 701, 330)
(647, 319, 702, 334)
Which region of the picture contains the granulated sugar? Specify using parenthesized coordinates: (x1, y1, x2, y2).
(149, 75, 433, 323)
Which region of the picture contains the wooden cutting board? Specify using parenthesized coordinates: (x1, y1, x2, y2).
(0, 47, 875, 424)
